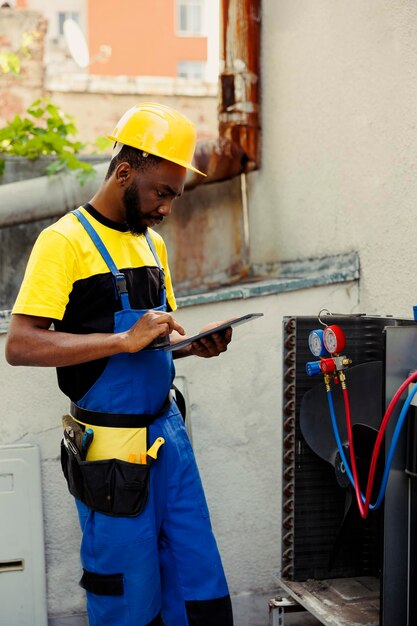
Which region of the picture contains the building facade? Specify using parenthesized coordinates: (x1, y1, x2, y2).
(14, 0, 219, 82)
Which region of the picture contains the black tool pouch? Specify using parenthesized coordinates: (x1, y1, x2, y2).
(60, 431, 150, 517)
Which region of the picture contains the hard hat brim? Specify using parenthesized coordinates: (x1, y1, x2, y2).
(107, 136, 207, 177)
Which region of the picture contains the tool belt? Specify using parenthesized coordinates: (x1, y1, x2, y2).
(60, 427, 149, 517)
(60, 396, 171, 517)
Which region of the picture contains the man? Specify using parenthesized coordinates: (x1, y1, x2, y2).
(6, 102, 234, 626)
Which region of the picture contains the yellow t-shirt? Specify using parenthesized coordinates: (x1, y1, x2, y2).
(13, 204, 176, 403)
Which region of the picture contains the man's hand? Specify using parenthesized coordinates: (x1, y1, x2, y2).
(123, 310, 185, 353)
(189, 321, 233, 358)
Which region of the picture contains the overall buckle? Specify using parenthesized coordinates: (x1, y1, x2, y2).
(114, 273, 128, 298)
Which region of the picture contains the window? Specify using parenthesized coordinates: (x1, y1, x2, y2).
(176, 0, 204, 36)
(58, 11, 80, 37)
(177, 60, 206, 81)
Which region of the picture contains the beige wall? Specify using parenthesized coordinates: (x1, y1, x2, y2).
(248, 0, 417, 319)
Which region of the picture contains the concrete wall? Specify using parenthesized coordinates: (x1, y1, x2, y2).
(248, 0, 417, 320)
(0, 279, 357, 617)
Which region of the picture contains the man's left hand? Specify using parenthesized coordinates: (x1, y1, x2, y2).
(190, 322, 233, 358)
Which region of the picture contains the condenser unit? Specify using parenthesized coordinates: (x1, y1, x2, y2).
(277, 314, 417, 626)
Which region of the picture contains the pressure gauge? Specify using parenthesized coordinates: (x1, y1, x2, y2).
(323, 325, 346, 354)
(308, 329, 328, 357)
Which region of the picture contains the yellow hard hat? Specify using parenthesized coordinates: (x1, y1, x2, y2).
(108, 102, 206, 176)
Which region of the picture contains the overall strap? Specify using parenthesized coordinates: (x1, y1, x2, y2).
(145, 229, 167, 308)
(72, 209, 131, 309)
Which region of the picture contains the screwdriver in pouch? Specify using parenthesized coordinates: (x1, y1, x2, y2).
(81, 428, 94, 460)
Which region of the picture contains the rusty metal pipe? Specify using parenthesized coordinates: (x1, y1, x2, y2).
(0, 138, 247, 227)
(0, 164, 109, 228)
(186, 137, 248, 189)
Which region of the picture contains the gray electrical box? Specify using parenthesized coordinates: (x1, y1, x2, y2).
(0, 444, 47, 626)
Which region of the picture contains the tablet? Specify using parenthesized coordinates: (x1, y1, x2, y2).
(164, 313, 264, 352)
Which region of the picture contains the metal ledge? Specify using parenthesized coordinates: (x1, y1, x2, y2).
(176, 251, 359, 308)
(274, 576, 379, 626)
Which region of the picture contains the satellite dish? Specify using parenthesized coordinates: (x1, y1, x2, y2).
(63, 19, 90, 68)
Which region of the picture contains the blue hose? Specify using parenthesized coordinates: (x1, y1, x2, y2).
(326, 383, 417, 510)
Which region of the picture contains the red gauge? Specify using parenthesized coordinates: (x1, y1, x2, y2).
(323, 325, 346, 354)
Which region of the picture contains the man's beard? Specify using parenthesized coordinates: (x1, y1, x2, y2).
(123, 182, 147, 235)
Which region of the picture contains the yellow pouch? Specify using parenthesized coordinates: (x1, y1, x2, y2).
(71, 416, 147, 463)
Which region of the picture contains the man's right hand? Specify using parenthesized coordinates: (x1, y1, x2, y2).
(123, 310, 185, 353)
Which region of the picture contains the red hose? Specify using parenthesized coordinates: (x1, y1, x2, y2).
(342, 386, 367, 518)
(363, 369, 417, 514)
(342, 370, 417, 519)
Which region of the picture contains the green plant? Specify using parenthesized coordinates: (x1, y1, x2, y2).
(0, 30, 37, 76)
(0, 98, 110, 185)
(0, 51, 21, 75)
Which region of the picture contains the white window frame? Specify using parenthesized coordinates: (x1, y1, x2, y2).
(176, 0, 205, 37)
(177, 60, 206, 80)
(57, 10, 81, 38)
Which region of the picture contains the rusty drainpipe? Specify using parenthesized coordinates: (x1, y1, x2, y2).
(185, 0, 261, 190)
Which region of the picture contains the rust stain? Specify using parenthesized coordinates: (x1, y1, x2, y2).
(174, 212, 208, 286)
(186, 137, 247, 190)
(158, 175, 248, 294)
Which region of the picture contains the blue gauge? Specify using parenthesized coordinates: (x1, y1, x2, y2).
(308, 329, 329, 357)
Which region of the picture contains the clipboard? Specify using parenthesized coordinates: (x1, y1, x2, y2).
(163, 313, 264, 352)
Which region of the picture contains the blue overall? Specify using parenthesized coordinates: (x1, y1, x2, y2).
(71, 210, 233, 626)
